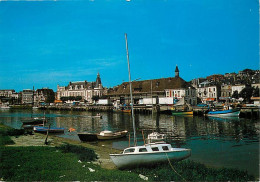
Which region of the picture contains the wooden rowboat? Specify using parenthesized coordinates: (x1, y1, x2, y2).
(97, 130, 128, 140)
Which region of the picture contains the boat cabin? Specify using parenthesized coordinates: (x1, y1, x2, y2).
(123, 143, 173, 154)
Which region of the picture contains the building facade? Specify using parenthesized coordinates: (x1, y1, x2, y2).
(107, 66, 197, 106)
(22, 89, 34, 104)
(197, 81, 220, 103)
(56, 73, 104, 103)
(34, 88, 55, 105)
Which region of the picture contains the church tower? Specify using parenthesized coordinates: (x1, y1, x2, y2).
(95, 72, 102, 88)
(175, 65, 179, 78)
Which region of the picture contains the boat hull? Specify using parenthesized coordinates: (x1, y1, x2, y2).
(110, 148, 191, 169)
(207, 109, 240, 117)
(172, 111, 193, 115)
(21, 118, 46, 125)
(33, 126, 65, 133)
(78, 133, 98, 142)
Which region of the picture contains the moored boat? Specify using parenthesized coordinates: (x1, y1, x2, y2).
(21, 117, 47, 125)
(207, 109, 240, 117)
(110, 142, 191, 169)
(0, 105, 10, 109)
(97, 130, 128, 140)
(33, 126, 65, 133)
(171, 110, 193, 115)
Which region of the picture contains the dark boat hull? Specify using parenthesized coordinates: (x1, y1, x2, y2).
(78, 133, 98, 142)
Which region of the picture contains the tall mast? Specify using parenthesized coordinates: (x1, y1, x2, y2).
(125, 33, 137, 146)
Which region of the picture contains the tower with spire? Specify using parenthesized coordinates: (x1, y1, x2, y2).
(175, 65, 179, 78)
(95, 72, 102, 88)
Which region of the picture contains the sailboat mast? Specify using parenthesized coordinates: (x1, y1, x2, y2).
(125, 33, 137, 146)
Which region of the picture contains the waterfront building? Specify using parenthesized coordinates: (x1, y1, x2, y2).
(56, 73, 104, 104)
(106, 66, 197, 106)
(219, 85, 232, 102)
(0, 89, 16, 105)
(0, 89, 15, 97)
(34, 88, 55, 105)
(22, 89, 34, 104)
(231, 85, 246, 95)
(197, 81, 220, 103)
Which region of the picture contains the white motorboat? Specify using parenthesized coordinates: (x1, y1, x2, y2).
(110, 34, 191, 169)
(110, 142, 191, 169)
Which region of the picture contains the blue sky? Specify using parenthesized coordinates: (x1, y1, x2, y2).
(0, 0, 258, 92)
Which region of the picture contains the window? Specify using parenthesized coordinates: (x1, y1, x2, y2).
(139, 148, 147, 152)
(152, 147, 159, 151)
(162, 146, 169, 151)
(124, 148, 135, 153)
(166, 91, 169, 97)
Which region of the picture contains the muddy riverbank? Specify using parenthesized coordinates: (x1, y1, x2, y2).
(8, 133, 121, 169)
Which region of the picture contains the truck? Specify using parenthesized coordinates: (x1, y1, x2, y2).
(97, 99, 111, 105)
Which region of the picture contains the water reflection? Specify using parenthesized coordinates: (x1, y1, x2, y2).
(0, 109, 259, 177)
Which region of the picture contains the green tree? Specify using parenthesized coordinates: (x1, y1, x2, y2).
(92, 95, 100, 103)
(232, 90, 239, 99)
(75, 96, 82, 101)
(46, 92, 55, 103)
(239, 86, 254, 103)
(60, 97, 69, 102)
(252, 86, 259, 97)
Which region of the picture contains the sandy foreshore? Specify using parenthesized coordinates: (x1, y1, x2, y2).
(8, 133, 121, 169)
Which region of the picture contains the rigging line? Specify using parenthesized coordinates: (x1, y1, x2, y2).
(165, 152, 187, 182)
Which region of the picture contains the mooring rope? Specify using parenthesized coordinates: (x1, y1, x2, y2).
(165, 152, 187, 182)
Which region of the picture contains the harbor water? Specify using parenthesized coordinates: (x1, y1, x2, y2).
(0, 109, 259, 177)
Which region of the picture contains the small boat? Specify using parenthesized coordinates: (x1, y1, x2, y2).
(122, 109, 131, 113)
(0, 105, 10, 109)
(33, 126, 65, 133)
(97, 130, 128, 140)
(207, 109, 240, 117)
(22, 123, 44, 129)
(146, 132, 166, 144)
(110, 142, 191, 169)
(171, 110, 193, 115)
(92, 115, 102, 119)
(78, 132, 98, 142)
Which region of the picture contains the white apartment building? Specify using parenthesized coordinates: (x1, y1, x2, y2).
(197, 81, 220, 103)
(165, 87, 197, 105)
(22, 89, 34, 104)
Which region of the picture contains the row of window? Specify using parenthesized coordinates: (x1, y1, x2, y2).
(124, 146, 169, 153)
